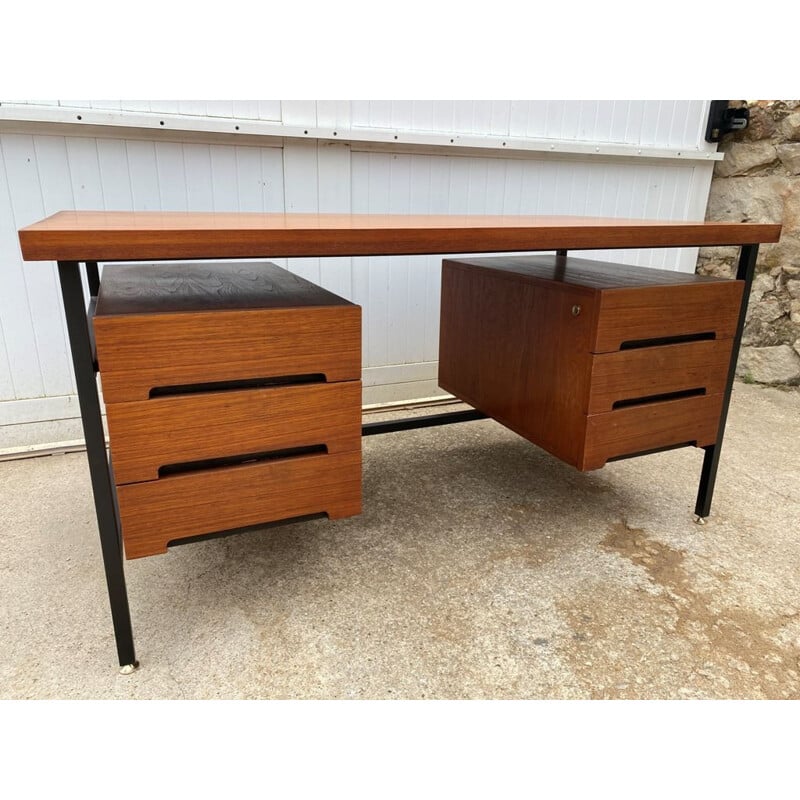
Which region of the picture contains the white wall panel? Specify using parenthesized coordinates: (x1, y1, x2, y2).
(0, 101, 717, 449)
(316, 101, 351, 130)
(155, 141, 189, 210)
(281, 101, 316, 127)
(257, 101, 282, 121)
(232, 101, 260, 121)
(97, 139, 134, 209)
(204, 101, 235, 119)
(183, 143, 215, 210)
(208, 145, 237, 209)
(127, 140, 160, 209)
(282, 139, 322, 286)
(31, 136, 77, 397)
(177, 101, 207, 117)
(0, 319, 15, 402)
(119, 100, 151, 113)
(0, 135, 48, 400)
(316, 142, 353, 300)
(236, 147, 265, 211)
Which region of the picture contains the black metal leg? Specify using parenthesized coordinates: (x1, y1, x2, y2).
(57, 261, 138, 671)
(555, 250, 568, 280)
(694, 244, 759, 520)
(85, 260, 100, 298)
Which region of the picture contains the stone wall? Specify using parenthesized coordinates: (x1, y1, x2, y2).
(696, 100, 800, 385)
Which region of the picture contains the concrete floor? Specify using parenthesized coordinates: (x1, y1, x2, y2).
(1, 382, 799, 699)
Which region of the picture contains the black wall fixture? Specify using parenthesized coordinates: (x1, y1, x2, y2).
(705, 101, 750, 142)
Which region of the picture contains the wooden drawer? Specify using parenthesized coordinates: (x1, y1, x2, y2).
(592, 280, 742, 353)
(106, 381, 362, 485)
(93, 260, 364, 559)
(117, 449, 362, 559)
(581, 394, 724, 471)
(439, 254, 742, 471)
(93, 261, 361, 402)
(587, 339, 733, 414)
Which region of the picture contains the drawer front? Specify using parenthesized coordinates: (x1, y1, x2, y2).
(117, 450, 362, 559)
(94, 305, 361, 402)
(581, 394, 724, 471)
(107, 381, 362, 484)
(587, 339, 733, 414)
(593, 281, 743, 353)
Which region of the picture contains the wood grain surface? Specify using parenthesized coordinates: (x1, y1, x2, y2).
(439, 255, 740, 471)
(94, 306, 361, 402)
(442, 254, 742, 290)
(593, 280, 744, 353)
(117, 449, 362, 559)
(439, 259, 596, 467)
(587, 340, 733, 414)
(582, 394, 724, 471)
(18, 211, 781, 261)
(106, 381, 362, 484)
(95, 260, 355, 315)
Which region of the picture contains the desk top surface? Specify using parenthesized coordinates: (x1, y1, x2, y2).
(19, 210, 781, 262)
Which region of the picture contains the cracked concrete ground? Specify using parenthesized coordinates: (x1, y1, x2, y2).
(1, 382, 798, 699)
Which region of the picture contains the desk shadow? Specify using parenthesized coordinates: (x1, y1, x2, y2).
(122, 425, 705, 691)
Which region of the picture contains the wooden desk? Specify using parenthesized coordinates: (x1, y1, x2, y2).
(18, 211, 781, 672)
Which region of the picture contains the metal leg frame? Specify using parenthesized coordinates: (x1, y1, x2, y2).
(694, 243, 759, 521)
(54, 244, 747, 665)
(58, 261, 138, 673)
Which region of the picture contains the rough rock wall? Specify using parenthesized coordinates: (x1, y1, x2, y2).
(696, 100, 800, 385)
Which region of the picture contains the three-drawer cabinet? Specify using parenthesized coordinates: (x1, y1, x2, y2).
(93, 261, 362, 559)
(438, 254, 744, 471)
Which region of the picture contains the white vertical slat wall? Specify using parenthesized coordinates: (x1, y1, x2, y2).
(0, 100, 719, 450)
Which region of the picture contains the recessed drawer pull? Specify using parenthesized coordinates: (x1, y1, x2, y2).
(117, 449, 363, 559)
(619, 331, 716, 351)
(105, 380, 362, 484)
(611, 387, 706, 410)
(158, 444, 328, 478)
(149, 373, 326, 398)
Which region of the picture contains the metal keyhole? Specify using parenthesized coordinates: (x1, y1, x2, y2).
(571, 305, 582, 316)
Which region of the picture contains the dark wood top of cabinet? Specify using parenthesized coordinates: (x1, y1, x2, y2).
(95, 261, 354, 316)
(444, 255, 734, 291)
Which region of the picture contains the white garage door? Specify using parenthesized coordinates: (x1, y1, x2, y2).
(0, 100, 720, 450)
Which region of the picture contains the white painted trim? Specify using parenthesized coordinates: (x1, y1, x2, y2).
(0, 104, 724, 163)
(362, 395, 457, 412)
(0, 394, 83, 426)
(0, 439, 88, 461)
(362, 361, 438, 386)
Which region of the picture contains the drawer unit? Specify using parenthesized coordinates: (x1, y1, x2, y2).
(94, 261, 361, 402)
(117, 450, 362, 560)
(105, 381, 362, 485)
(438, 254, 743, 472)
(93, 261, 362, 558)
